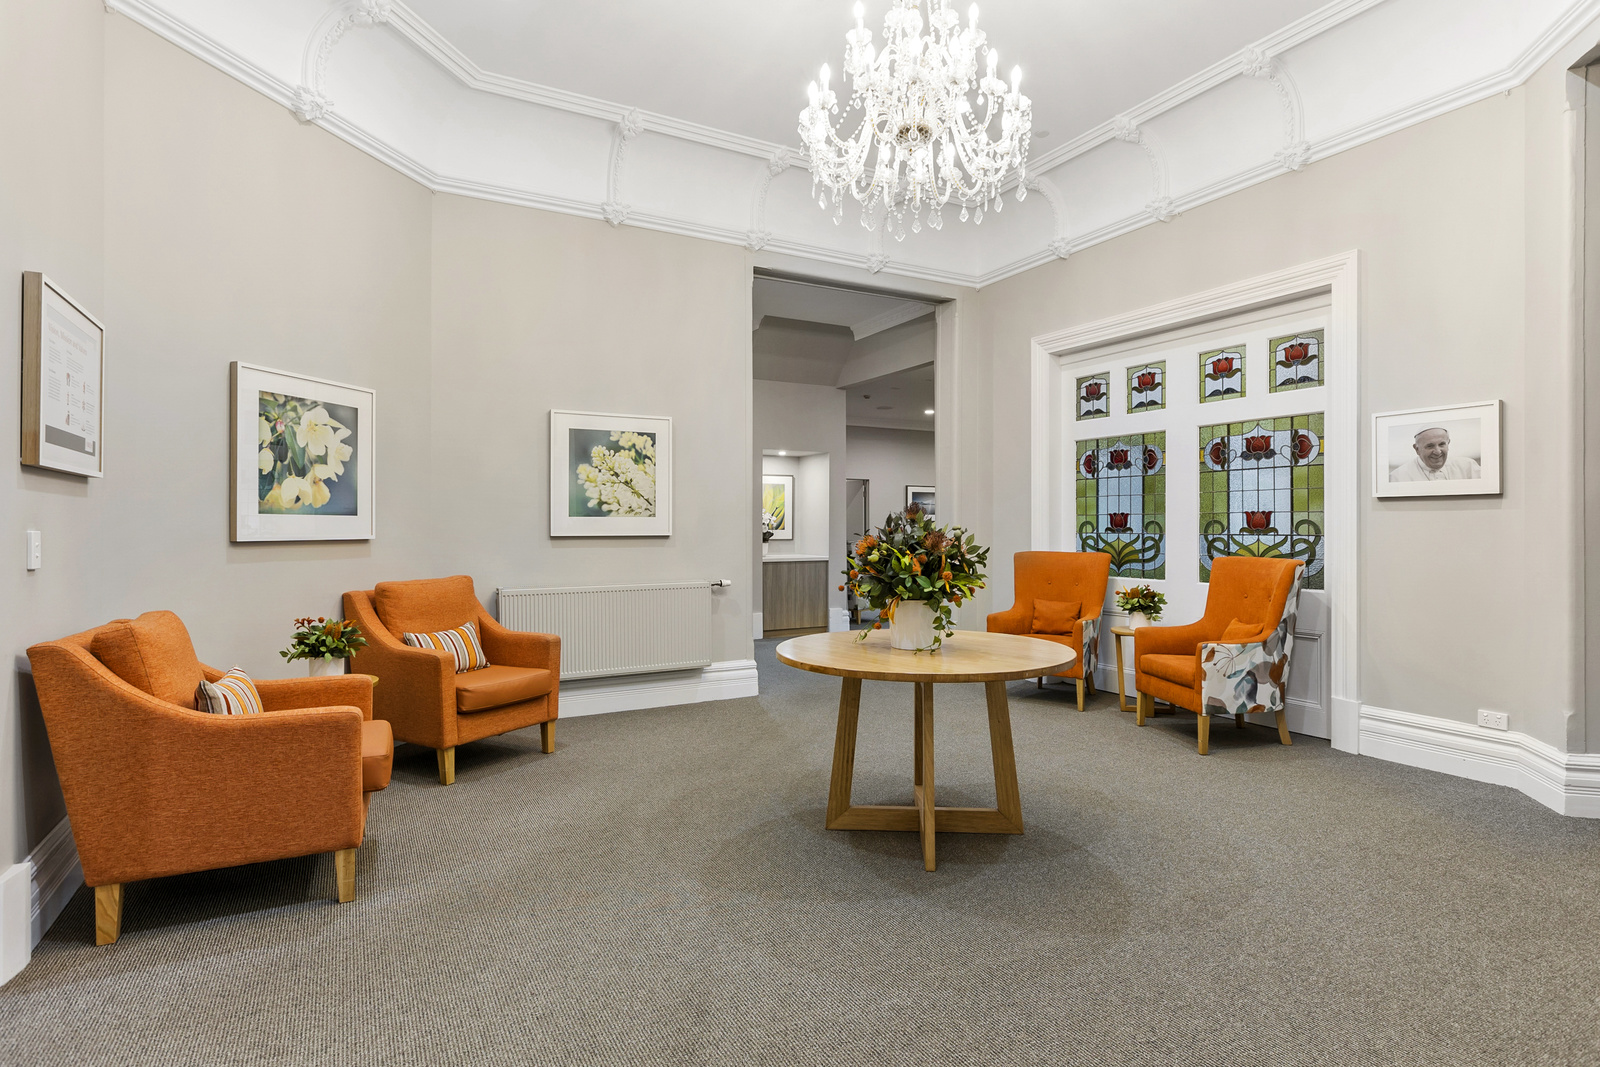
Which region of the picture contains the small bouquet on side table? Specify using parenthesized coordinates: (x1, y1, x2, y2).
(1114, 585, 1166, 629)
(841, 503, 988, 652)
(281, 616, 367, 676)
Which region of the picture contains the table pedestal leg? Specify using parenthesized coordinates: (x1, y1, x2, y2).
(1115, 634, 1130, 712)
(985, 681, 1024, 831)
(917, 681, 936, 871)
(826, 677, 862, 825)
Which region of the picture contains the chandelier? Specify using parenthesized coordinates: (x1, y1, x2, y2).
(798, 0, 1032, 240)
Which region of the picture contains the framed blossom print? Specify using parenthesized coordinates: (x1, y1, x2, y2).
(21, 273, 105, 478)
(550, 410, 672, 537)
(1372, 401, 1500, 498)
(231, 362, 375, 542)
(762, 474, 794, 540)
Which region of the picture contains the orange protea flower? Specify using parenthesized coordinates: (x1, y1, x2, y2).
(941, 570, 952, 580)
(849, 569, 859, 579)
(854, 535, 878, 556)
(872, 621, 882, 629)
(922, 530, 952, 553)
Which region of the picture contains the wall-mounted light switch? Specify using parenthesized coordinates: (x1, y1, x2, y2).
(25, 531, 41, 571)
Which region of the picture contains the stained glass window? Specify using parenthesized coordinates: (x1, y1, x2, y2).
(1268, 328, 1324, 393)
(1199, 346, 1245, 403)
(1127, 360, 1166, 412)
(1076, 373, 1110, 420)
(1076, 431, 1165, 579)
(1198, 413, 1324, 590)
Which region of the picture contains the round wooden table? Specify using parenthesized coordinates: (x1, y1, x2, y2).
(776, 629, 1076, 871)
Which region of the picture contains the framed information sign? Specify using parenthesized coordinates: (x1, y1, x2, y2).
(21, 272, 105, 478)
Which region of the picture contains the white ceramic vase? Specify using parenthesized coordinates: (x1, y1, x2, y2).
(307, 656, 343, 677)
(1127, 611, 1152, 630)
(890, 599, 938, 650)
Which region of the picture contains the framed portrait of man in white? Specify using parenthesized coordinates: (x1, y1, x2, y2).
(1372, 401, 1501, 498)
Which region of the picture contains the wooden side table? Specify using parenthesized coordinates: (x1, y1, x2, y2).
(1108, 625, 1135, 712)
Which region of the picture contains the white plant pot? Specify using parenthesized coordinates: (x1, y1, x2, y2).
(1126, 611, 1152, 630)
(307, 656, 343, 677)
(890, 600, 938, 651)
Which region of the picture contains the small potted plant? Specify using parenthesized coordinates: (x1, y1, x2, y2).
(281, 616, 368, 676)
(1114, 585, 1166, 629)
(842, 503, 988, 652)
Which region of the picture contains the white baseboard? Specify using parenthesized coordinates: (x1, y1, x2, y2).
(30, 817, 81, 947)
(1360, 705, 1600, 818)
(829, 608, 849, 633)
(559, 659, 760, 718)
(0, 863, 30, 986)
(751, 613, 763, 640)
(0, 815, 84, 985)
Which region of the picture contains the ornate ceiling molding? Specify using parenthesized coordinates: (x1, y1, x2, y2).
(104, 0, 1600, 288)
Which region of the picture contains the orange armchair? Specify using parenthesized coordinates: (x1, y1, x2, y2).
(344, 575, 559, 785)
(26, 611, 392, 945)
(987, 551, 1112, 710)
(1133, 557, 1305, 754)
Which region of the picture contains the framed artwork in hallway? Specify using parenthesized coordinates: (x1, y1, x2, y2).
(21, 273, 105, 478)
(1372, 401, 1500, 498)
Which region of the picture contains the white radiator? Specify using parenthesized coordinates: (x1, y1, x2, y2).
(496, 582, 714, 680)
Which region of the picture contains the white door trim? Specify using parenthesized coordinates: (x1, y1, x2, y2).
(1029, 250, 1360, 752)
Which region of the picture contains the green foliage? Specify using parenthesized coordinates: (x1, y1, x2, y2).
(1114, 584, 1167, 619)
(843, 504, 989, 651)
(281, 616, 368, 662)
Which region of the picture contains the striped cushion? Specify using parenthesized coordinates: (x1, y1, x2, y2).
(196, 667, 264, 716)
(403, 621, 488, 673)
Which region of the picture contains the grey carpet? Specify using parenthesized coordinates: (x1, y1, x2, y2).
(3, 639, 1598, 1066)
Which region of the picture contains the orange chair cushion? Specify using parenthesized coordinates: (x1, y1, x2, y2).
(1141, 654, 1197, 688)
(1220, 619, 1263, 643)
(373, 575, 481, 636)
(1031, 599, 1081, 635)
(90, 611, 205, 710)
(455, 664, 554, 713)
(361, 719, 394, 792)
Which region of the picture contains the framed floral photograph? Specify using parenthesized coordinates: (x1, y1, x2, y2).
(1372, 401, 1500, 498)
(550, 410, 671, 537)
(21, 273, 105, 478)
(231, 362, 375, 542)
(762, 474, 794, 540)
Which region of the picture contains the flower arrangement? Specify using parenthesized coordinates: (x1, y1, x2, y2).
(841, 503, 988, 650)
(258, 396, 354, 513)
(1114, 585, 1166, 621)
(577, 431, 656, 517)
(281, 617, 368, 663)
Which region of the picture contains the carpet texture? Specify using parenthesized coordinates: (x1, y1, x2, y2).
(3, 639, 1598, 1066)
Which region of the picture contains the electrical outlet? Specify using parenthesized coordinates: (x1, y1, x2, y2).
(25, 531, 40, 571)
(1477, 709, 1509, 731)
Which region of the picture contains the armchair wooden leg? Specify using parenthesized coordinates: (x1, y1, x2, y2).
(1037, 676, 1043, 689)
(1235, 712, 1245, 728)
(437, 746, 456, 786)
(94, 884, 123, 946)
(1136, 691, 1152, 726)
(1197, 713, 1211, 755)
(540, 720, 555, 754)
(1075, 678, 1086, 712)
(1275, 708, 1293, 746)
(334, 848, 356, 903)
(1086, 674, 1096, 696)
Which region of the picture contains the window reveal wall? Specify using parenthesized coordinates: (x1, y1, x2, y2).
(1076, 431, 1166, 579)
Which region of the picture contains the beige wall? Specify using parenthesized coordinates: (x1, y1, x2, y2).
(973, 46, 1590, 750)
(753, 380, 848, 623)
(429, 195, 755, 663)
(845, 426, 936, 526)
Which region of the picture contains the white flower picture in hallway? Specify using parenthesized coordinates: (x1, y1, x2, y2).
(550, 410, 673, 536)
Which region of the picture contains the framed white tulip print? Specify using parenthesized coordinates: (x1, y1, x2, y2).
(231, 362, 376, 541)
(550, 410, 672, 537)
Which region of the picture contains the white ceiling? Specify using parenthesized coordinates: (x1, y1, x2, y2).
(403, 0, 1331, 149)
(753, 277, 934, 339)
(846, 363, 936, 430)
(108, 0, 1600, 285)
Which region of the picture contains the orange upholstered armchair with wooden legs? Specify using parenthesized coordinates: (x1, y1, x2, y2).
(343, 576, 559, 785)
(987, 551, 1112, 710)
(1133, 557, 1305, 754)
(26, 611, 393, 945)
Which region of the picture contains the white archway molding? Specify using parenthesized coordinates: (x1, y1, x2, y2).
(1029, 251, 1360, 751)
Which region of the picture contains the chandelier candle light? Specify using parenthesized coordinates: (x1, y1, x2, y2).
(799, 0, 1032, 240)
